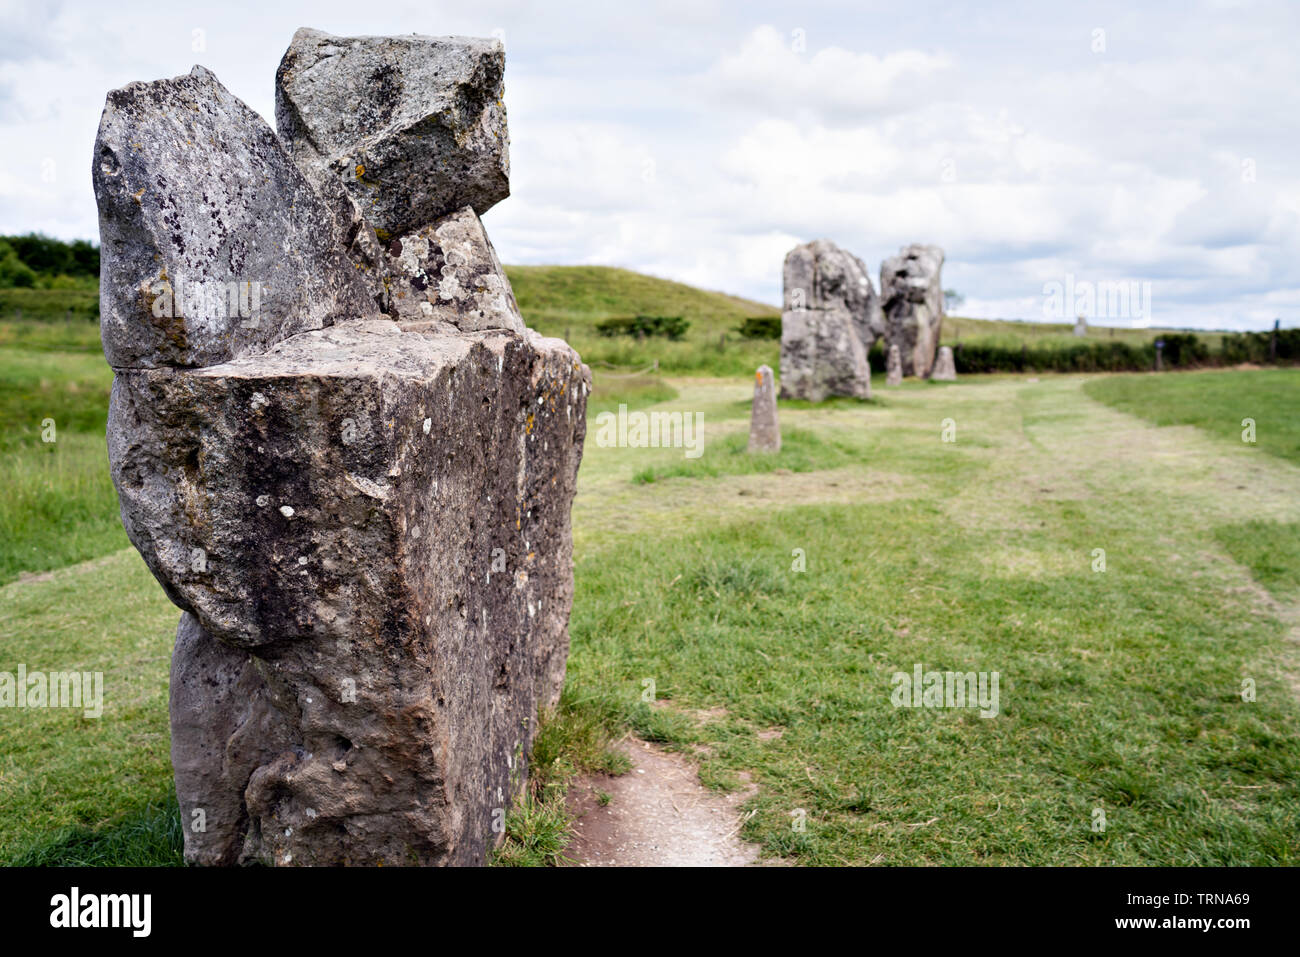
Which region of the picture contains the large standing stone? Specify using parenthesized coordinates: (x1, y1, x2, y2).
(880, 244, 945, 378)
(931, 345, 957, 381)
(93, 66, 377, 369)
(885, 343, 903, 386)
(779, 240, 876, 401)
(782, 239, 883, 350)
(275, 28, 510, 244)
(747, 365, 780, 453)
(97, 38, 587, 867)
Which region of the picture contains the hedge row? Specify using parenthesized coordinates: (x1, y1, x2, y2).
(861, 330, 1298, 374)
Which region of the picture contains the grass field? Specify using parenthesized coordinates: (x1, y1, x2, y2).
(2, 358, 1298, 864)
(0, 275, 1296, 866)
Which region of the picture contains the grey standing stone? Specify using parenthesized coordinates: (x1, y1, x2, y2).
(1074, 314, 1088, 337)
(885, 343, 903, 386)
(97, 39, 587, 867)
(931, 345, 957, 381)
(880, 244, 945, 378)
(747, 364, 780, 453)
(92, 66, 377, 369)
(275, 28, 510, 243)
(779, 240, 876, 401)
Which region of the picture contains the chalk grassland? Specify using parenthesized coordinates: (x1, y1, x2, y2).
(2, 355, 1298, 863)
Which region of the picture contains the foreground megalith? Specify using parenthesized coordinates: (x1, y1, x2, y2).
(880, 244, 945, 378)
(97, 31, 588, 866)
(779, 240, 876, 401)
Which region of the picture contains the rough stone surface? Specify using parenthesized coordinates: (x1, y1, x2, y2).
(782, 239, 883, 350)
(885, 343, 903, 386)
(378, 206, 525, 333)
(747, 365, 780, 453)
(275, 28, 510, 242)
(778, 240, 876, 401)
(93, 66, 378, 369)
(779, 307, 871, 402)
(111, 319, 588, 865)
(98, 38, 587, 867)
(880, 244, 945, 378)
(931, 345, 957, 381)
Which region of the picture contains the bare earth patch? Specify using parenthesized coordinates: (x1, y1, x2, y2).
(565, 737, 762, 866)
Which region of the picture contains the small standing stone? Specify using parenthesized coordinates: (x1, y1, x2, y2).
(885, 343, 903, 386)
(931, 345, 957, 381)
(748, 365, 781, 453)
(1073, 313, 1087, 337)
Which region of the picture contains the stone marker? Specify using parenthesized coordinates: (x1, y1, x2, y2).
(97, 31, 588, 867)
(880, 244, 945, 378)
(778, 239, 875, 401)
(747, 365, 780, 453)
(1073, 313, 1087, 337)
(931, 345, 957, 381)
(885, 343, 903, 386)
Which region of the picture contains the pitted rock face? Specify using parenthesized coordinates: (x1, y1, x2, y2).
(93, 66, 377, 369)
(779, 239, 877, 401)
(275, 28, 510, 242)
(380, 206, 525, 333)
(111, 320, 588, 865)
(880, 244, 945, 378)
(778, 307, 871, 402)
(782, 239, 883, 349)
(96, 42, 587, 867)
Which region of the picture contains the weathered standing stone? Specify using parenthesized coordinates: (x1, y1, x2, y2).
(779, 240, 876, 401)
(885, 343, 903, 386)
(880, 244, 945, 378)
(747, 365, 780, 453)
(931, 345, 957, 381)
(111, 320, 587, 865)
(275, 28, 510, 243)
(779, 308, 871, 402)
(1074, 313, 1087, 337)
(93, 66, 378, 369)
(98, 39, 587, 867)
(782, 239, 884, 350)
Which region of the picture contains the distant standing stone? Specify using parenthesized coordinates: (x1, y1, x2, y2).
(931, 345, 957, 381)
(748, 365, 781, 453)
(1074, 313, 1087, 337)
(886, 343, 903, 386)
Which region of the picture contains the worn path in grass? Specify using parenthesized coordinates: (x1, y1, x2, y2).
(563, 371, 1300, 865)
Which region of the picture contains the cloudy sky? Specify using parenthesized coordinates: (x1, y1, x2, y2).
(1, 0, 1296, 329)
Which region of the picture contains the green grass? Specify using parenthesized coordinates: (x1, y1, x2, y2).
(633, 427, 866, 484)
(1084, 368, 1300, 465)
(1214, 522, 1300, 600)
(0, 348, 125, 584)
(2, 278, 1299, 868)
